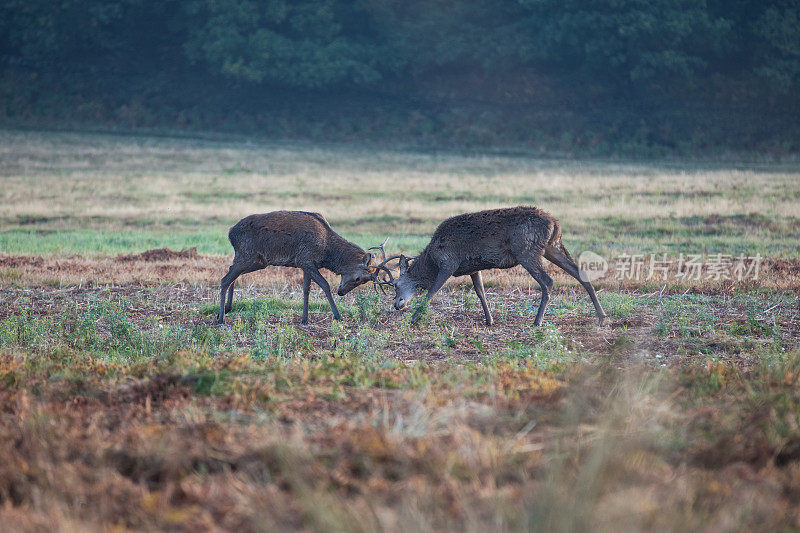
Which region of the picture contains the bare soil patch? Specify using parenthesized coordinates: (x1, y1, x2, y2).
(1, 252, 798, 292)
(117, 246, 201, 262)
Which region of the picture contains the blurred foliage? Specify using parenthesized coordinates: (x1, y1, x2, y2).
(0, 0, 186, 72)
(0, 0, 798, 152)
(516, 0, 732, 84)
(3, 0, 798, 90)
(183, 0, 396, 87)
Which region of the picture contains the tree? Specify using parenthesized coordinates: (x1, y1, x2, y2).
(368, 0, 525, 75)
(515, 0, 731, 85)
(0, 0, 187, 76)
(183, 0, 395, 88)
(751, 4, 800, 91)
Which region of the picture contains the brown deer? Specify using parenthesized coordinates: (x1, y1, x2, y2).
(374, 206, 607, 326)
(217, 211, 378, 325)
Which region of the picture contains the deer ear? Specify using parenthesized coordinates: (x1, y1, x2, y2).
(398, 255, 409, 274)
(362, 253, 373, 266)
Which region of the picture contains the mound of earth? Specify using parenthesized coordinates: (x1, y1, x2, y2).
(0, 255, 45, 268)
(116, 247, 200, 262)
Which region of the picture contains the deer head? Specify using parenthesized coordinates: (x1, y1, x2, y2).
(336, 252, 377, 296)
(390, 255, 419, 309)
(369, 240, 418, 310)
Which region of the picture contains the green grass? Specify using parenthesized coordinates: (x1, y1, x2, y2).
(599, 293, 639, 319)
(2, 129, 800, 531)
(2, 129, 799, 258)
(199, 297, 332, 318)
(496, 325, 581, 371)
(655, 294, 717, 338)
(0, 228, 230, 255)
(0, 229, 431, 256)
(0, 222, 796, 258)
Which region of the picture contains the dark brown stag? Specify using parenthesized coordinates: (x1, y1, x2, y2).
(217, 211, 378, 324)
(374, 206, 607, 326)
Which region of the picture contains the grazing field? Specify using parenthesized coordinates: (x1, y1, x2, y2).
(1, 129, 799, 531)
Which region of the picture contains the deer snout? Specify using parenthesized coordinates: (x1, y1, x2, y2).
(394, 298, 408, 310)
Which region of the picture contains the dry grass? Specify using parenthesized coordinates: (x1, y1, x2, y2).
(0, 262, 798, 531)
(1, 129, 799, 258)
(2, 128, 800, 531)
(1, 252, 797, 295)
(0, 276, 798, 531)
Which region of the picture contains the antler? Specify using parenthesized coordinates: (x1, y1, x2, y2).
(372, 253, 414, 289)
(367, 238, 419, 295)
(367, 237, 403, 294)
(368, 237, 390, 263)
(374, 255, 404, 279)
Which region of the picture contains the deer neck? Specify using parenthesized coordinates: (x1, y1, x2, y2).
(408, 250, 438, 290)
(323, 233, 364, 274)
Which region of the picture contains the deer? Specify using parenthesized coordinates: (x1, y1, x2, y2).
(373, 206, 608, 326)
(217, 211, 380, 325)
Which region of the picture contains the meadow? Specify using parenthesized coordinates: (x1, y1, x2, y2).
(1, 129, 799, 531)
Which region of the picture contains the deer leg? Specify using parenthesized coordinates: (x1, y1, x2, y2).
(306, 267, 342, 321)
(218, 261, 260, 324)
(225, 281, 235, 313)
(520, 259, 553, 327)
(470, 272, 493, 326)
(301, 271, 312, 324)
(426, 268, 454, 301)
(544, 243, 607, 325)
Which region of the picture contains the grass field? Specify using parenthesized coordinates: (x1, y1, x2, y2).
(1, 129, 799, 531)
(3, 129, 800, 258)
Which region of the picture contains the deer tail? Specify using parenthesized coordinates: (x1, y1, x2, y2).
(548, 219, 562, 246)
(547, 220, 577, 263)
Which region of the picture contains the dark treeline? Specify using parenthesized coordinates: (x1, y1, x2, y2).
(2, 0, 799, 155)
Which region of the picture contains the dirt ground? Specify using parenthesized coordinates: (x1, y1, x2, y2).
(2, 250, 797, 367)
(2, 250, 798, 290)
(2, 251, 800, 531)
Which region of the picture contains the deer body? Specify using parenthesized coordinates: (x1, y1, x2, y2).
(389, 206, 607, 326)
(217, 211, 375, 325)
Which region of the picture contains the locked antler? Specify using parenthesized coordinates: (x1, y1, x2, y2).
(368, 237, 389, 263)
(367, 237, 404, 294)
